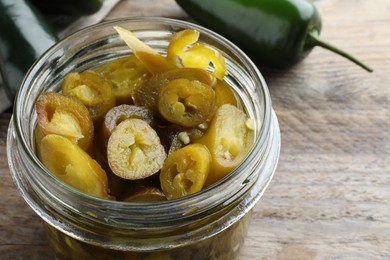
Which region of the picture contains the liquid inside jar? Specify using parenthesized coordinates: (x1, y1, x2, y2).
(45, 213, 251, 259)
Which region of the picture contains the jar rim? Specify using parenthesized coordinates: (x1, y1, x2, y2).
(11, 17, 275, 224)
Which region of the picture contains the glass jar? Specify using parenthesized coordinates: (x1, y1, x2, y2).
(7, 17, 280, 259)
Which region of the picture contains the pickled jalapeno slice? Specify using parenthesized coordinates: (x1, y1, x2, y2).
(35, 92, 94, 152)
(107, 118, 166, 180)
(114, 26, 176, 74)
(196, 104, 254, 186)
(167, 29, 199, 65)
(170, 127, 205, 153)
(100, 104, 154, 147)
(215, 80, 238, 107)
(160, 143, 211, 200)
(62, 70, 116, 124)
(180, 43, 226, 80)
(157, 78, 216, 127)
(167, 29, 226, 80)
(120, 186, 167, 203)
(134, 67, 216, 115)
(156, 124, 205, 155)
(38, 134, 110, 199)
(94, 56, 151, 105)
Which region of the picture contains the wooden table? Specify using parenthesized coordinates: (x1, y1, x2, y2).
(1, 0, 389, 259)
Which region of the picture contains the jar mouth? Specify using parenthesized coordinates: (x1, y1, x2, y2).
(10, 17, 276, 225)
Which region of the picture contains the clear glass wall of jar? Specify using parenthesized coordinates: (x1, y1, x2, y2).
(7, 17, 280, 259)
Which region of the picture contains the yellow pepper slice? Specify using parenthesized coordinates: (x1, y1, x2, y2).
(182, 43, 226, 80)
(99, 104, 154, 149)
(114, 26, 176, 74)
(38, 134, 110, 199)
(134, 67, 216, 116)
(196, 104, 254, 186)
(167, 29, 226, 80)
(120, 186, 167, 203)
(107, 118, 166, 180)
(215, 79, 238, 107)
(61, 70, 116, 125)
(160, 143, 211, 200)
(94, 56, 151, 105)
(157, 78, 216, 127)
(35, 92, 94, 152)
(167, 29, 200, 64)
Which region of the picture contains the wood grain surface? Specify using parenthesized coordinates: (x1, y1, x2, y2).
(1, 0, 389, 259)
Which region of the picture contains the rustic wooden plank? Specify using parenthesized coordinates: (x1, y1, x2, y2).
(0, 246, 54, 260)
(240, 0, 390, 258)
(0, 112, 54, 258)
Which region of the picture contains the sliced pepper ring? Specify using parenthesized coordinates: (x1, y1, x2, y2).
(35, 92, 94, 152)
(167, 29, 226, 80)
(160, 143, 211, 200)
(167, 29, 200, 65)
(181, 43, 226, 80)
(134, 67, 216, 115)
(93, 56, 151, 105)
(196, 104, 254, 186)
(120, 186, 167, 202)
(157, 78, 216, 127)
(114, 26, 176, 74)
(100, 104, 154, 148)
(107, 118, 166, 180)
(38, 134, 110, 199)
(61, 70, 116, 124)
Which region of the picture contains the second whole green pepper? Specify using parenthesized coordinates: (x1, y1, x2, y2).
(30, 0, 104, 16)
(0, 0, 58, 100)
(175, 0, 372, 72)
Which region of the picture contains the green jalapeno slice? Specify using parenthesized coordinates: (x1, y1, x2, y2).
(107, 118, 166, 180)
(38, 134, 110, 199)
(134, 67, 216, 116)
(157, 78, 216, 127)
(62, 70, 116, 124)
(35, 92, 94, 152)
(94, 56, 151, 105)
(196, 104, 254, 186)
(160, 143, 211, 200)
(99, 104, 154, 148)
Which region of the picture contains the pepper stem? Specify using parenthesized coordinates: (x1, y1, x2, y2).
(306, 30, 373, 72)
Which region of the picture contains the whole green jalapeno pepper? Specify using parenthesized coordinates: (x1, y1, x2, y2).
(0, 0, 58, 101)
(30, 0, 103, 16)
(175, 0, 373, 72)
